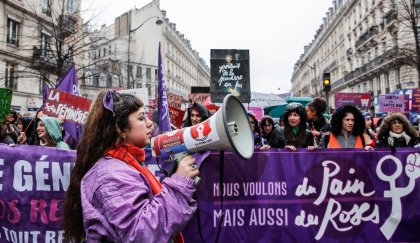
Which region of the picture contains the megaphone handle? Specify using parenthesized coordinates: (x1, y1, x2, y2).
(171, 152, 201, 187)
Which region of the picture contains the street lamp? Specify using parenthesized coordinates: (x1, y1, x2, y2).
(127, 16, 163, 89)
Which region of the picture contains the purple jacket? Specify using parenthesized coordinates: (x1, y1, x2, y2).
(81, 156, 197, 242)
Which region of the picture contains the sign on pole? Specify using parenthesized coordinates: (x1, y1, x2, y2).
(379, 94, 405, 113)
(0, 88, 13, 122)
(210, 49, 250, 103)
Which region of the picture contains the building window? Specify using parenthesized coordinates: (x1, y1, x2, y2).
(5, 63, 17, 90)
(85, 72, 93, 86)
(41, 33, 51, 58)
(99, 74, 107, 87)
(66, 0, 75, 14)
(112, 75, 120, 88)
(146, 68, 151, 79)
(42, 0, 51, 16)
(7, 18, 20, 46)
(136, 66, 142, 78)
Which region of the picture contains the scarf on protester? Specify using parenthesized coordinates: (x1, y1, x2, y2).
(328, 133, 363, 148)
(105, 144, 184, 243)
(388, 131, 411, 146)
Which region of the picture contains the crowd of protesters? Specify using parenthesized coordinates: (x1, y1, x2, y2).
(0, 110, 70, 149)
(255, 97, 420, 151)
(2, 96, 420, 152)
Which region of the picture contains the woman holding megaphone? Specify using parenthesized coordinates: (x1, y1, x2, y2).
(63, 91, 199, 243)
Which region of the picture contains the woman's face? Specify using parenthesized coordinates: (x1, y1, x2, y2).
(125, 108, 153, 147)
(248, 116, 255, 132)
(17, 121, 23, 132)
(36, 120, 49, 140)
(306, 106, 316, 121)
(342, 112, 355, 133)
(390, 119, 404, 134)
(365, 116, 372, 129)
(262, 120, 273, 134)
(288, 112, 301, 128)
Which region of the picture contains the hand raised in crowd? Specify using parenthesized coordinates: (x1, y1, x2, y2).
(175, 154, 200, 179)
(364, 146, 374, 151)
(17, 132, 27, 144)
(260, 144, 271, 151)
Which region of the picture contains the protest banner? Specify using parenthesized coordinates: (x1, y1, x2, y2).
(1, 145, 419, 242)
(167, 93, 183, 109)
(210, 49, 251, 103)
(379, 94, 405, 112)
(0, 88, 12, 122)
(189, 93, 210, 104)
(43, 89, 92, 125)
(335, 93, 372, 109)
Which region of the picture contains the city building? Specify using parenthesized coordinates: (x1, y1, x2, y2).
(81, 0, 210, 102)
(0, 0, 82, 113)
(291, 0, 420, 109)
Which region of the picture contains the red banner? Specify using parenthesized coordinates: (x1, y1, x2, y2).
(43, 89, 92, 124)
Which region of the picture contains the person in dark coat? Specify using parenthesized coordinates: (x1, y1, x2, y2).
(376, 112, 419, 149)
(259, 115, 284, 150)
(281, 102, 315, 151)
(306, 97, 330, 146)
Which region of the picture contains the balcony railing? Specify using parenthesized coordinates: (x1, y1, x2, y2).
(384, 9, 397, 25)
(344, 46, 399, 83)
(355, 25, 379, 49)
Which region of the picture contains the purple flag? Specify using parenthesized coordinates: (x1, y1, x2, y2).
(157, 42, 171, 132)
(55, 64, 82, 144)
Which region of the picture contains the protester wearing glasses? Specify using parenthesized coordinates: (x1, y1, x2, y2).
(63, 91, 198, 243)
(376, 112, 419, 149)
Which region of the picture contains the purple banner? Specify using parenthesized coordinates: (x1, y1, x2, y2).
(157, 42, 171, 133)
(335, 93, 372, 110)
(1, 145, 420, 242)
(182, 149, 420, 242)
(0, 144, 75, 242)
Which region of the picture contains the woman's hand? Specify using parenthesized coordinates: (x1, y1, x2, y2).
(17, 132, 27, 144)
(307, 146, 316, 151)
(285, 145, 296, 151)
(260, 144, 271, 151)
(175, 155, 199, 179)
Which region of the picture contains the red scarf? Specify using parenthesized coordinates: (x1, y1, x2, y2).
(105, 144, 184, 243)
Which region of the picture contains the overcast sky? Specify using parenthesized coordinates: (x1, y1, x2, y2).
(82, 0, 333, 94)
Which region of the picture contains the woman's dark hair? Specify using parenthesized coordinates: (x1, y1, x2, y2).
(283, 103, 308, 143)
(247, 112, 260, 135)
(307, 97, 327, 117)
(63, 91, 143, 243)
(330, 105, 365, 136)
(260, 115, 274, 138)
(17, 116, 35, 144)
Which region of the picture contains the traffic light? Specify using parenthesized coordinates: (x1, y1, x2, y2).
(323, 73, 331, 92)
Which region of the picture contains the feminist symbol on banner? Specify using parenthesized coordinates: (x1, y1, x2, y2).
(376, 153, 420, 240)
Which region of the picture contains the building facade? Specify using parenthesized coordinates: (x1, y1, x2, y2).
(81, 0, 210, 102)
(291, 0, 420, 109)
(0, 0, 82, 113)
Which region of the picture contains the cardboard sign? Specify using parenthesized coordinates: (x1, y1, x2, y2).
(43, 89, 92, 124)
(379, 94, 405, 112)
(189, 93, 210, 104)
(0, 88, 13, 122)
(167, 93, 183, 109)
